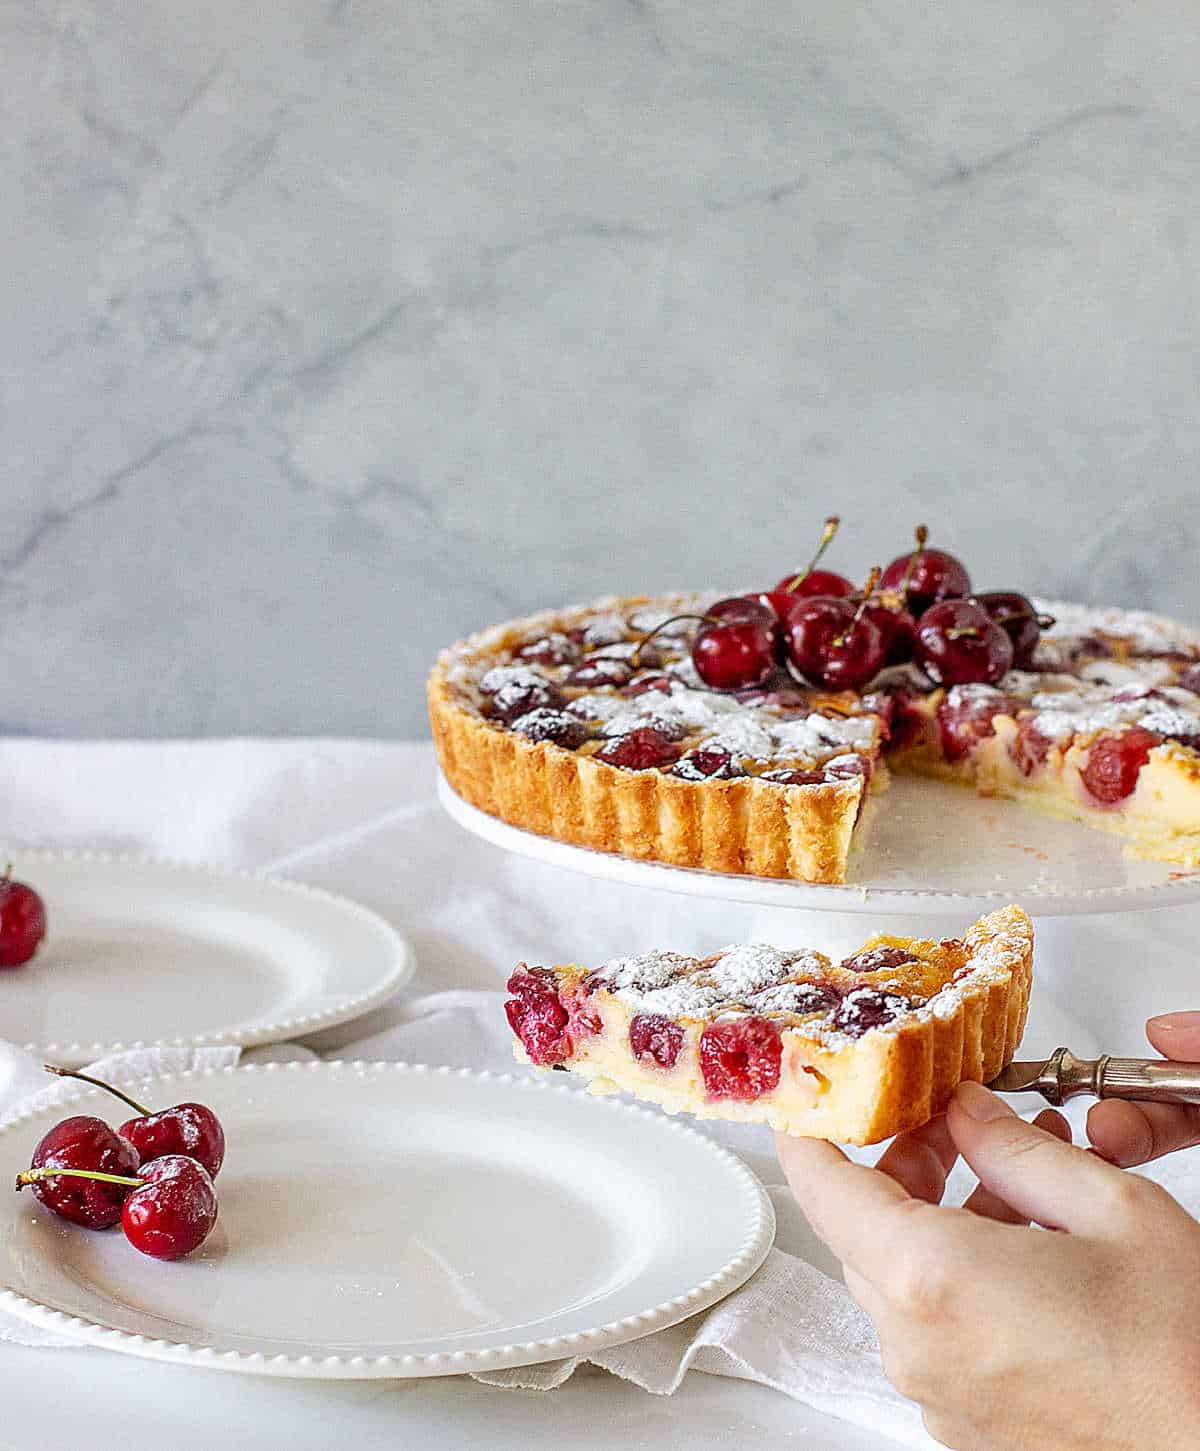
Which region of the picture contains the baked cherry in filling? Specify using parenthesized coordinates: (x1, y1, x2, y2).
(597, 726, 684, 770)
(699, 1017, 783, 1100)
(1010, 718, 1054, 776)
(511, 708, 589, 748)
(832, 988, 921, 1037)
(1082, 727, 1161, 805)
(936, 688, 1023, 763)
(629, 1014, 683, 1069)
(840, 946, 917, 973)
(505, 968, 571, 1066)
(489, 677, 565, 722)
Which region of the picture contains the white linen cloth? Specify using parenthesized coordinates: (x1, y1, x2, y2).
(2, 739, 1200, 1448)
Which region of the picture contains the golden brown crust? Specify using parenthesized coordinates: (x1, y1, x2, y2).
(429, 664, 870, 883)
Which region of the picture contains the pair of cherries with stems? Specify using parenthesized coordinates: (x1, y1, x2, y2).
(15, 1066, 224, 1260)
(637, 518, 1051, 694)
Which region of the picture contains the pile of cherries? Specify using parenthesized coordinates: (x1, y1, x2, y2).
(682, 518, 1048, 694)
(15, 1067, 223, 1261)
(507, 942, 922, 1102)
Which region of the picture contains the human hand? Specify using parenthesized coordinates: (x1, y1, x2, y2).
(777, 1083, 1200, 1451)
(1087, 1012, 1200, 1167)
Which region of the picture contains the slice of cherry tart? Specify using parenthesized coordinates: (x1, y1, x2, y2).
(504, 906, 1032, 1145)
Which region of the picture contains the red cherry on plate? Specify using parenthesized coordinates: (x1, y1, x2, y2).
(16, 1116, 141, 1229)
(879, 526, 971, 616)
(0, 869, 46, 969)
(973, 591, 1048, 669)
(782, 597, 887, 691)
(121, 1155, 218, 1261)
(691, 616, 778, 691)
(45, 1066, 225, 1179)
(915, 600, 1014, 686)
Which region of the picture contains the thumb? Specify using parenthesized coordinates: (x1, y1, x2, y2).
(948, 1081, 1129, 1234)
(1147, 1011, 1200, 1061)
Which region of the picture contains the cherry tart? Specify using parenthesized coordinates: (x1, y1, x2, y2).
(505, 906, 1032, 1145)
(431, 591, 1200, 878)
(429, 592, 887, 884)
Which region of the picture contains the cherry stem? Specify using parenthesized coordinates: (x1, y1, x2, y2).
(16, 1166, 145, 1192)
(626, 613, 719, 669)
(783, 515, 840, 594)
(43, 1065, 151, 1118)
(832, 567, 881, 648)
(897, 524, 928, 598)
(946, 627, 981, 640)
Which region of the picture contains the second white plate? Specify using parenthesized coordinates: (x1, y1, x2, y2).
(0, 1062, 774, 1377)
(0, 853, 413, 1063)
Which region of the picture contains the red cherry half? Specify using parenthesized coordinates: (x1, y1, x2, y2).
(0, 869, 47, 969)
(1081, 728, 1161, 806)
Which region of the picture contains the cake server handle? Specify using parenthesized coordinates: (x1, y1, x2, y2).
(992, 1047, 1200, 1106)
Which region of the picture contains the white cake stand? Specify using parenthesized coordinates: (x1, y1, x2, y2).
(437, 771, 1200, 919)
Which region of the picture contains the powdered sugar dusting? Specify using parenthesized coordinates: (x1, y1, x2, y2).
(1035, 598, 1200, 658)
(1031, 683, 1200, 742)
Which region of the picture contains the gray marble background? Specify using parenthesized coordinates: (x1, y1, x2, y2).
(3, 0, 1197, 738)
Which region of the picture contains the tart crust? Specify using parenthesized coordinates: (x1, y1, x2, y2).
(512, 905, 1033, 1145)
(430, 668, 867, 882)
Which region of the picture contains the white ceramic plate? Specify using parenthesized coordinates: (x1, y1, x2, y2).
(0, 853, 413, 1064)
(0, 1062, 774, 1378)
(438, 771, 1200, 917)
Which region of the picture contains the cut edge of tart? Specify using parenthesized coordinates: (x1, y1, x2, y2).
(428, 593, 886, 886)
(504, 905, 1033, 1145)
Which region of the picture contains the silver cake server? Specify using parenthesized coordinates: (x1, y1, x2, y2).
(989, 1046, 1200, 1107)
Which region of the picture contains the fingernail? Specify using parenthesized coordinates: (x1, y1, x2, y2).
(954, 1080, 1014, 1122)
(1148, 1011, 1200, 1033)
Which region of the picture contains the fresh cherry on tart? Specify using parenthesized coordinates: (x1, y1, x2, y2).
(914, 600, 1014, 686)
(879, 527, 972, 617)
(503, 906, 1033, 1145)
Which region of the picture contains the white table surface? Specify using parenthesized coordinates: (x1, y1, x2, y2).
(2, 737, 1197, 1450)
